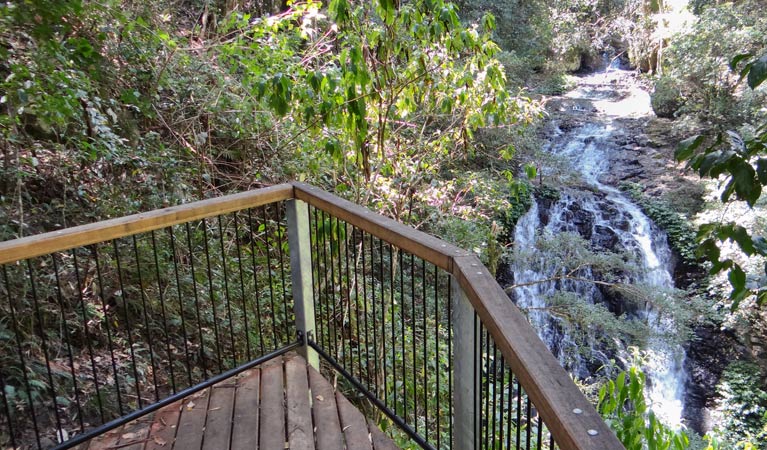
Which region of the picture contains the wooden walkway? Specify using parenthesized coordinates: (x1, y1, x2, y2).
(76, 354, 400, 450)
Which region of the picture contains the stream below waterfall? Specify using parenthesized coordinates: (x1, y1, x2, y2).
(506, 64, 687, 428)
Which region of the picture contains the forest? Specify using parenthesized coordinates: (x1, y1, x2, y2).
(0, 0, 766, 449)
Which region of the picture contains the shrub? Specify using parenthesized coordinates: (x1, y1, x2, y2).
(651, 77, 685, 119)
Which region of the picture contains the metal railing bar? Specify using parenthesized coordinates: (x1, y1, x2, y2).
(217, 216, 238, 367)
(274, 207, 291, 344)
(168, 227, 195, 386)
(72, 249, 106, 422)
(113, 240, 145, 408)
(201, 219, 225, 374)
(233, 214, 253, 362)
(52, 254, 86, 431)
(54, 341, 301, 450)
(27, 259, 66, 437)
(185, 221, 210, 380)
(245, 209, 267, 357)
(0, 184, 294, 266)
(3, 265, 42, 449)
(307, 340, 437, 450)
(292, 183, 469, 272)
(131, 236, 161, 401)
(151, 230, 178, 394)
(0, 371, 17, 449)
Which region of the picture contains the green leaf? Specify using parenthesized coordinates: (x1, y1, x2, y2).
(747, 54, 767, 89)
(756, 158, 767, 185)
(728, 264, 746, 292)
(730, 53, 753, 71)
(675, 135, 704, 162)
(524, 163, 537, 180)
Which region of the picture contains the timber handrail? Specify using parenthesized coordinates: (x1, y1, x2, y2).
(0, 184, 293, 265)
(0, 181, 624, 450)
(291, 182, 623, 450)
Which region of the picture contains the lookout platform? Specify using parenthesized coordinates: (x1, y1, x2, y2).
(76, 354, 398, 450)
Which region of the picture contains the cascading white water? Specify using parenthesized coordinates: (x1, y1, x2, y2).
(510, 67, 686, 427)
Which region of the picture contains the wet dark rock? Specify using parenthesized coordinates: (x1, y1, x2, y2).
(593, 224, 620, 250)
(683, 325, 747, 434)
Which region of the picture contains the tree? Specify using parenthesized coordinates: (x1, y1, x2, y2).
(217, 0, 536, 223)
(675, 52, 767, 310)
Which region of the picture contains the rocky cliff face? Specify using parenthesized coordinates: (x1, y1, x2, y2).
(533, 68, 754, 434)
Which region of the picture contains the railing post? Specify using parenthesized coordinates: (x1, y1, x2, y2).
(287, 199, 319, 370)
(452, 275, 480, 449)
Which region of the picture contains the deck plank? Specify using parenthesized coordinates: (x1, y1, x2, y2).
(144, 404, 182, 450)
(230, 369, 261, 450)
(202, 382, 236, 450)
(308, 367, 343, 450)
(258, 358, 286, 450)
(286, 356, 315, 450)
(173, 391, 210, 450)
(367, 420, 399, 450)
(73, 354, 401, 450)
(115, 416, 152, 450)
(336, 392, 373, 450)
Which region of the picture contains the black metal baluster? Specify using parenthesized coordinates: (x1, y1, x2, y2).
(309, 207, 325, 351)
(111, 242, 143, 408)
(422, 259, 428, 443)
(2, 265, 42, 448)
(389, 243, 397, 415)
(341, 220, 353, 376)
(378, 237, 386, 407)
(447, 272, 453, 447)
(262, 208, 280, 349)
(320, 211, 335, 356)
(233, 214, 252, 362)
(0, 371, 17, 449)
(410, 253, 417, 433)
(526, 393, 532, 450)
(245, 210, 267, 356)
(273, 206, 291, 344)
(132, 236, 161, 401)
(435, 264, 440, 449)
(473, 315, 479, 449)
(216, 216, 238, 366)
(483, 327, 490, 450)
(399, 249, 407, 422)
(51, 255, 85, 431)
(353, 228, 371, 390)
(201, 220, 224, 373)
(27, 260, 64, 436)
(506, 371, 513, 450)
(516, 377, 522, 450)
(537, 410, 544, 450)
(362, 231, 379, 397)
(492, 342, 498, 449)
(92, 246, 124, 415)
(352, 226, 366, 389)
(168, 228, 193, 386)
(498, 356, 506, 450)
(150, 231, 177, 393)
(185, 222, 209, 380)
(72, 251, 106, 422)
(335, 217, 348, 372)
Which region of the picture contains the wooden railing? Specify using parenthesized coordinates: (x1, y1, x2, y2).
(0, 182, 624, 450)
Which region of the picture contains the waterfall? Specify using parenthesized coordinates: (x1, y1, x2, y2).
(509, 69, 686, 427)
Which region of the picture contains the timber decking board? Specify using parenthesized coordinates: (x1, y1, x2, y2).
(230, 369, 260, 450)
(336, 392, 373, 450)
(286, 356, 315, 450)
(80, 353, 400, 450)
(258, 359, 287, 450)
(309, 367, 344, 450)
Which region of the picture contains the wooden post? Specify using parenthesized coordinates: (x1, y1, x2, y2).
(286, 199, 319, 369)
(452, 275, 480, 449)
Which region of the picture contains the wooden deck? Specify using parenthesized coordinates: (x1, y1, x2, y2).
(76, 354, 400, 450)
